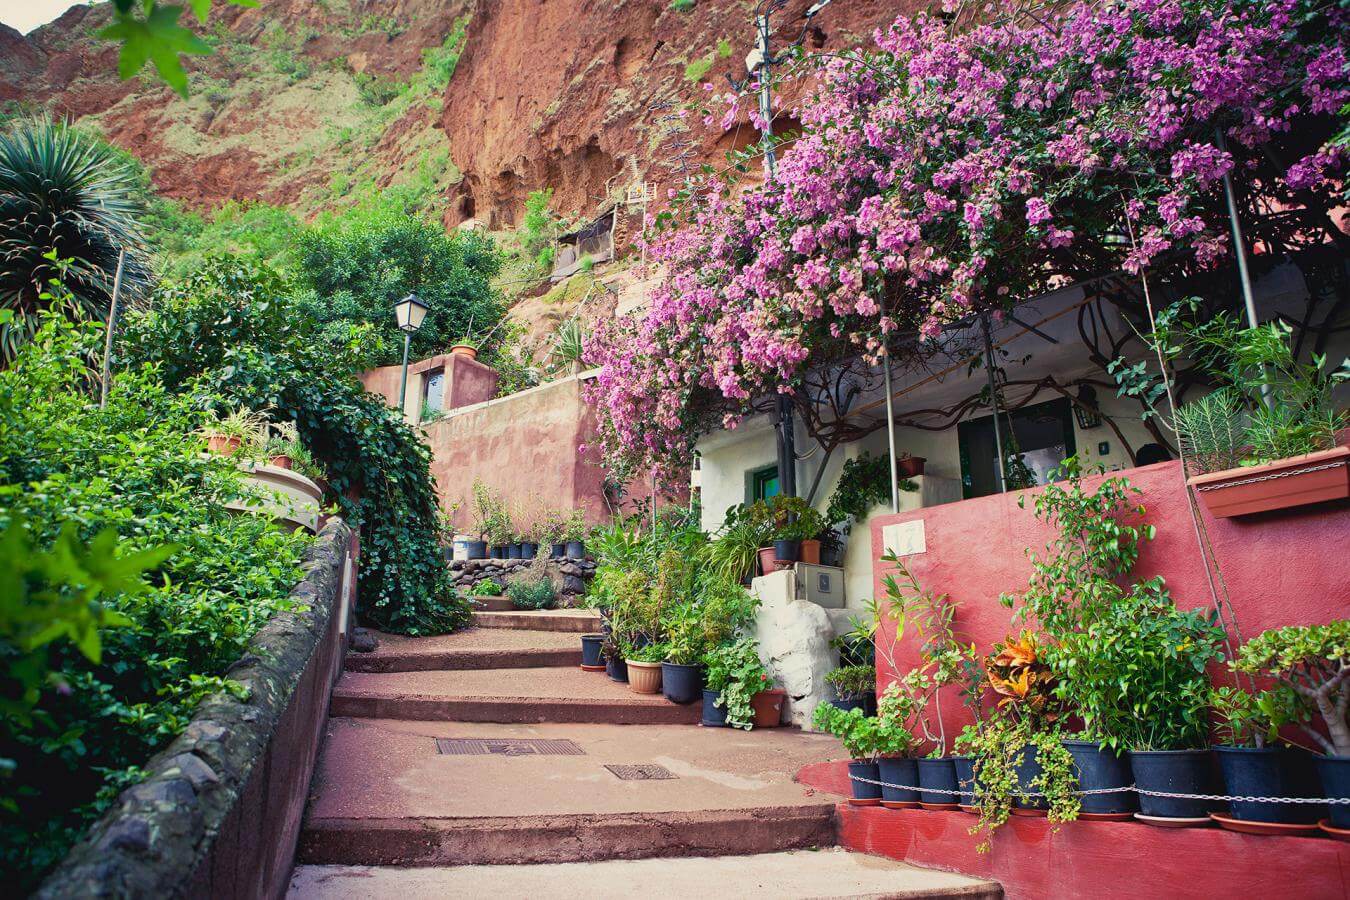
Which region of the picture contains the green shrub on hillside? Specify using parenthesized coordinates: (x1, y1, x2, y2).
(0, 313, 312, 889)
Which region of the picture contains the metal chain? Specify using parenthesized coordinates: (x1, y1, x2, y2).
(846, 773, 1350, 804)
(1190, 460, 1347, 492)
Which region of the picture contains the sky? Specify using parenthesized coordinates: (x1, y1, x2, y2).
(0, 0, 81, 34)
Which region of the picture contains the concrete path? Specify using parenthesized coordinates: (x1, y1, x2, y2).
(295, 613, 1001, 896)
(289, 849, 1001, 899)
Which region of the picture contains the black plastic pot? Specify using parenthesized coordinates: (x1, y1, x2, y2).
(1013, 743, 1048, 810)
(953, 756, 977, 806)
(878, 757, 920, 805)
(566, 540, 586, 559)
(701, 689, 728, 727)
(661, 662, 703, 704)
(520, 542, 538, 560)
(1317, 754, 1350, 828)
(605, 656, 628, 683)
(580, 634, 604, 668)
(830, 696, 866, 714)
(489, 545, 506, 559)
(773, 539, 801, 562)
(1131, 749, 1215, 819)
(1063, 740, 1136, 815)
(507, 543, 522, 559)
(917, 757, 958, 805)
(466, 540, 488, 560)
(550, 542, 566, 558)
(848, 760, 883, 801)
(1217, 746, 1322, 824)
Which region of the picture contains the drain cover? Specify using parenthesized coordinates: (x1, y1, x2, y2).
(436, 738, 584, 757)
(604, 764, 676, 780)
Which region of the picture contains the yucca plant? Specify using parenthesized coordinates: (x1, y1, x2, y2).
(551, 318, 587, 374)
(0, 116, 150, 364)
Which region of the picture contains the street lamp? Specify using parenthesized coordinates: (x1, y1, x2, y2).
(394, 292, 428, 411)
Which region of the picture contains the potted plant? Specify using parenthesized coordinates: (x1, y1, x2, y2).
(562, 509, 589, 559)
(1157, 312, 1349, 517)
(662, 603, 705, 704)
(580, 633, 605, 670)
(952, 724, 981, 811)
(703, 635, 769, 730)
(705, 502, 773, 583)
(263, 421, 300, 468)
(625, 641, 666, 694)
(1233, 621, 1350, 831)
(203, 405, 266, 456)
(894, 452, 926, 478)
(812, 703, 886, 804)
(470, 480, 503, 559)
(451, 334, 480, 360)
(539, 508, 566, 558)
(824, 452, 918, 540)
(826, 664, 876, 715)
(765, 495, 826, 565)
(1210, 684, 1319, 828)
(875, 681, 922, 808)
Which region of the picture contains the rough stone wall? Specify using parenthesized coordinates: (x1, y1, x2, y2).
(450, 556, 596, 606)
(37, 519, 354, 900)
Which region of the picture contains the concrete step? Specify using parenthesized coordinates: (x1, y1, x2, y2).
(345, 629, 581, 673)
(289, 850, 1002, 899)
(297, 720, 848, 868)
(468, 595, 514, 611)
(329, 667, 700, 724)
(472, 609, 602, 633)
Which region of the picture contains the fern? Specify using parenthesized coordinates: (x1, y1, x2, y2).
(1173, 389, 1245, 474)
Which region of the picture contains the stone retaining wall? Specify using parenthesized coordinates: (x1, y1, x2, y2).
(449, 556, 596, 605)
(37, 519, 355, 900)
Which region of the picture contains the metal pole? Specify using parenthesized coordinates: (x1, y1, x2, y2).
(882, 335, 900, 515)
(756, 8, 797, 496)
(398, 331, 412, 415)
(980, 312, 1007, 493)
(99, 248, 127, 409)
(1214, 129, 1259, 331)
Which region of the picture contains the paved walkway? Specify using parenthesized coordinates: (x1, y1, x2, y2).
(289, 612, 1001, 898)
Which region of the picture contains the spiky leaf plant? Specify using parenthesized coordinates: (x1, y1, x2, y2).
(1173, 388, 1246, 475)
(0, 116, 150, 364)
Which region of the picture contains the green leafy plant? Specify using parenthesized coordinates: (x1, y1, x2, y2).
(762, 494, 827, 542)
(506, 579, 555, 611)
(520, 188, 559, 270)
(826, 664, 876, 700)
(1232, 621, 1350, 756)
(704, 502, 772, 583)
(561, 508, 589, 543)
(206, 404, 268, 445)
(468, 579, 502, 598)
(0, 118, 151, 364)
(704, 635, 771, 730)
(812, 703, 887, 761)
(1210, 684, 1300, 749)
(625, 641, 669, 664)
(825, 452, 916, 531)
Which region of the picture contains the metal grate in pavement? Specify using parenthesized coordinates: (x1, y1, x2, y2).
(435, 737, 585, 757)
(604, 764, 677, 780)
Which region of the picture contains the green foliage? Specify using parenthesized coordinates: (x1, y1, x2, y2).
(520, 189, 559, 270)
(117, 257, 469, 634)
(551, 319, 588, 373)
(825, 452, 916, 531)
(98, 0, 239, 97)
(0, 314, 310, 887)
(826, 664, 876, 699)
(1233, 621, 1350, 755)
(706, 635, 771, 730)
(670, 0, 696, 10)
(704, 502, 772, 583)
(1210, 684, 1300, 748)
(0, 117, 152, 364)
(507, 578, 555, 610)
(422, 16, 470, 91)
(291, 195, 505, 368)
(812, 704, 888, 760)
(1172, 388, 1245, 473)
(150, 199, 301, 280)
(684, 55, 714, 82)
(468, 579, 502, 598)
(964, 720, 1080, 852)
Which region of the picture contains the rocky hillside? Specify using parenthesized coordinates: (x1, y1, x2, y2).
(3, 0, 908, 225)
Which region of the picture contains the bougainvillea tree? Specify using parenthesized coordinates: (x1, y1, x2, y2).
(585, 0, 1347, 477)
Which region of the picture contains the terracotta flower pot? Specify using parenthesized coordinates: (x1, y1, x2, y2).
(799, 538, 821, 565)
(756, 547, 777, 576)
(750, 688, 785, 727)
(269, 454, 293, 470)
(1187, 446, 1349, 517)
(625, 659, 663, 694)
(450, 344, 479, 360)
(895, 456, 926, 477)
(206, 433, 242, 455)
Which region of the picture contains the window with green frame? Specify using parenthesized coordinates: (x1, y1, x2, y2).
(748, 464, 780, 503)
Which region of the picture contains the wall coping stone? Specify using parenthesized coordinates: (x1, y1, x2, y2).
(36, 518, 353, 900)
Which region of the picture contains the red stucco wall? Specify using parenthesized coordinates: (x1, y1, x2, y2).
(869, 459, 1350, 738)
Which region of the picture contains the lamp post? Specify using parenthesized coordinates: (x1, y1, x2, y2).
(394, 292, 428, 413)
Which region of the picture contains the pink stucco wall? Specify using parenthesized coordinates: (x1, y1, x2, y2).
(870, 459, 1350, 739)
(359, 353, 498, 414)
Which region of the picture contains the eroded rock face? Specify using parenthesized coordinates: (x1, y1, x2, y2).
(753, 570, 838, 730)
(441, 0, 909, 228)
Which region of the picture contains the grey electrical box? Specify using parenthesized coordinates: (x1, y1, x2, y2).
(795, 564, 845, 608)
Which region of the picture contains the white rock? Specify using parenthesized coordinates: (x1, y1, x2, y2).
(752, 570, 838, 730)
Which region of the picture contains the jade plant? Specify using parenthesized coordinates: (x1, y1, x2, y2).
(826, 664, 876, 702)
(1232, 621, 1350, 756)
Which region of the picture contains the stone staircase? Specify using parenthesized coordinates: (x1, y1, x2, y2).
(289, 611, 1001, 898)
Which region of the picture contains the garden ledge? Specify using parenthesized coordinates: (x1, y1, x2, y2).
(36, 518, 354, 900)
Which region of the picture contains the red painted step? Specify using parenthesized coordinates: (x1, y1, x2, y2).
(346, 629, 581, 673)
(471, 609, 602, 633)
(329, 668, 700, 725)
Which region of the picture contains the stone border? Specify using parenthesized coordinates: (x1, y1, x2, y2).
(37, 518, 354, 900)
(448, 556, 596, 605)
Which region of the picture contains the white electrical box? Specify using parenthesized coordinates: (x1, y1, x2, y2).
(795, 564, 845, 608)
